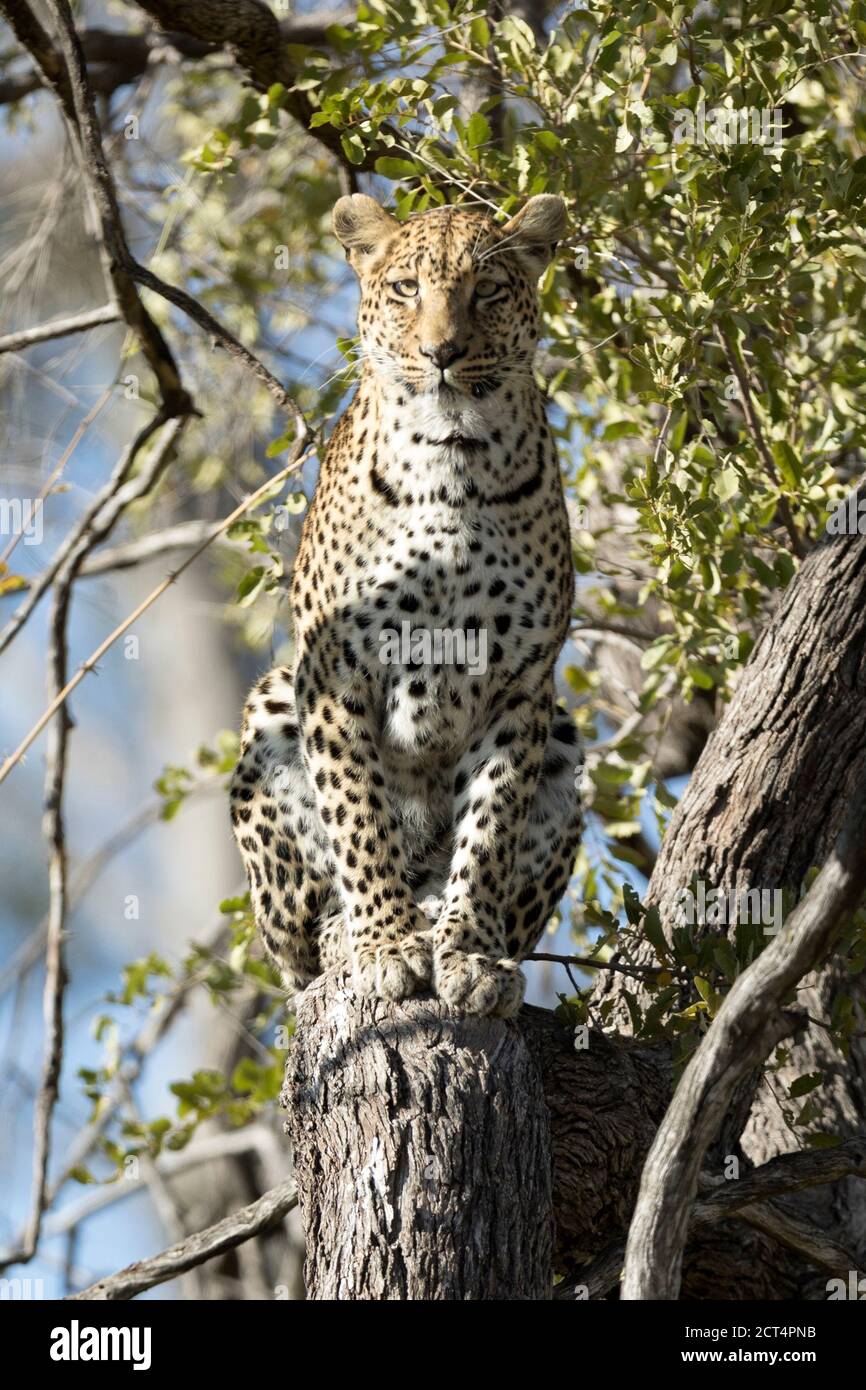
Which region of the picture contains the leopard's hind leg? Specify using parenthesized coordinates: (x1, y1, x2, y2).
(229, 667, 339, 992)
(503, 710, 583, 961)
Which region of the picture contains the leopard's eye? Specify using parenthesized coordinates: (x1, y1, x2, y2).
(391, 279, 419, 298)
(474, 278, 502, 300)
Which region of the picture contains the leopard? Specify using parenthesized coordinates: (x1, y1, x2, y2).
(229, 192, 582, 1018)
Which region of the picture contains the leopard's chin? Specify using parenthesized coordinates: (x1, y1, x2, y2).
(415, 390, 489, 441)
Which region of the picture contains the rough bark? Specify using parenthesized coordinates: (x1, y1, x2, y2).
(518, 1005, 671, 1268)
(284, 976, 557, 1299)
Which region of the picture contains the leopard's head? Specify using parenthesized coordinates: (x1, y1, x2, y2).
(333, 194, 566, 402)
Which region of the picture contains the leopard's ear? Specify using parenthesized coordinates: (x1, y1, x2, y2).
(499, 195, 567, 279)
(333, 194, 399, 272)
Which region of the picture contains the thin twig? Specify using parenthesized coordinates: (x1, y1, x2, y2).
(0, 304, 119, 354)
(528, 951, 670, 982)
(0, 408, 170, 656)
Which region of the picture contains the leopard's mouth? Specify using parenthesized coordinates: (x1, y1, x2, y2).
(435, 433, 485, 451)
(438, 373, 502, 401)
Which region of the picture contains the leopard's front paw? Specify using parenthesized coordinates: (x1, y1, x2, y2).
(433, 948, 525, 1018)
(352, 930, 432, 1002)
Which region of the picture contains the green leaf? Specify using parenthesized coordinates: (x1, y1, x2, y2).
(788, 1071, 823, 1098)
(623, 882, 642, 926)
(470, 16, 491, 46)
(341, 132, 366, 166)
(714, 465, 739, 501)
(69, 1165, 96, 1185)
(642, 906, 668, 959)
(265, 431, 296, 459)
(466, 111, 491, 152)
(220, 895, 249, 915)
(374, 156, 420, 180)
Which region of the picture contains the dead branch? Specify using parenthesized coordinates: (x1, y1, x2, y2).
(0, 411, 176, 656)
(67, 1177, 297, 1300)
(0, 304, 120, 353)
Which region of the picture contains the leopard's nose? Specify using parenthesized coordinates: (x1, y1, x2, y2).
(419, 341, 466, 370)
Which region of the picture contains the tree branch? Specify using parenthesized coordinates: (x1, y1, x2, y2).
(0, 304, 120, 353)
(78, 519, 230, 576)
(557, 1138, 866, 1298)
(528, 951, 671, 982)
(67, 1177, 297, 1299)
(125, 0, 399, 172)
(129, 261, 304, 420)
(0, 16, 353, 106)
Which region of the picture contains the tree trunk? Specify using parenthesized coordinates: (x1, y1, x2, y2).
(283, 974, 555, 1300)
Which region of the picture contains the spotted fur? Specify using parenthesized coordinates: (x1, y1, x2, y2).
(230, 195, 582, 1017)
